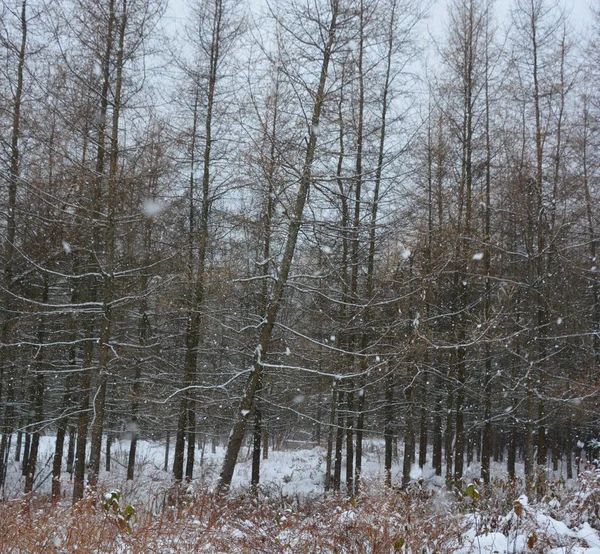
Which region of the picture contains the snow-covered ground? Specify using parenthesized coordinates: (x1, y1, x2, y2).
(3, 436, 600, 553)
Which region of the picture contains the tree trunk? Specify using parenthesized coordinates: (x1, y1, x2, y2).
(164, 430, 170, 473)
(354, 389, 365, 495)
(345, 386, 354, 494)
(66, 426, 76, 476)
(445, 376, 454, 486)
(251, 403, 261, 493)
(25, 275, 49, 494)
(88, 0, 126, 488)
(402, 384, 414, 488)
(105, 433, 112, 473)
(15, 431, 22, 463)
(217, 0, 340, 492)
(384, 371, 394, 487)
(333, 390, 345, 492)
(0, 0, 27, 487)
(325, 384, 337, 491)
(73, 333, 94, 502)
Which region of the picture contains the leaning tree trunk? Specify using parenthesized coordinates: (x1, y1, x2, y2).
(217, 0, 340, 492)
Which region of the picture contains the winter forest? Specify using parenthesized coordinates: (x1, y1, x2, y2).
(2, 0, 600, 551)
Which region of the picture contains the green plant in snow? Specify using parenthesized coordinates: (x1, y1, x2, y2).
(102, 489, 136, 533)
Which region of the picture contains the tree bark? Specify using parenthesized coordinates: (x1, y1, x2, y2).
(217, 0, 340, 492)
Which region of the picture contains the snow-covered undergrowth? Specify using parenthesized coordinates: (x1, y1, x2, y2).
(457, 485, 600, 554)
(1, 437, 600, 553)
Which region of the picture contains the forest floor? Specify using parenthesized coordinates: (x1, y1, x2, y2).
(0, 437, 600, 553)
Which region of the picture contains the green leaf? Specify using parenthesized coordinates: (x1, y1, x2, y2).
(465, 483, 480, 500)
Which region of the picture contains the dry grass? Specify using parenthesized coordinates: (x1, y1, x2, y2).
(0, 481, 466, 553)
(4, 473, 599, 553)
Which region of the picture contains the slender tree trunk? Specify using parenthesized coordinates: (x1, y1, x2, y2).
(384, 370, 394, 487)
(418, 369, 428, 469)
(22, 429, 31, 477)
(333, 390, 345, 492)
(354, 389, 364, 495)
(432, 384, 443, 477)
(24, 275, 49, 493)
(566, 425, 573, 479)
(481, 32, 493, 481)
(348, 0, 365, 496)
(0, 0, 27, 486)
(66, 426, 76, 476)
(251, 405, 261, 493)
(15, 431, 22, 463)
(105, 433, 112, 472)
(454, 349, 466, 482)
(445, 376, 454, 486)
(88, 0, 127, 488)
(173, 408, 186, 481)
(217, 0, 340, 492)
(52, 354, 75, 499)
(127, 308, 148, 480)
(251, 70, 280, 490)
(345, 385, 354, 494)
(52, 423, 67, 500)
(73, 332, 94, 502)
(325, 384, 337, 492)
(164, 430, 170, 473)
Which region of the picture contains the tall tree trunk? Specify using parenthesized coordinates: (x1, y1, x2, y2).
(384, 370, 394, 486)
(480, 13, 493, 484)
(88, 0, 127, 487)
(325, 384, 337, 491)
(345, 386, 354, 494)
(217, 0, 340, 492)
(333, 390, 345, 492)
(418, 369, 428, 469)
(73, 329, 94, 501)
(445, 375, 454, 486)
(77, 0, 116, 498)
(0, 0, 27, 486)
(251, 69, 280, 490)
(251, 404, 261, 493)
(402, 384, 414, 488)
(24, 274, 49, 493)
(432, 382, 443, 476)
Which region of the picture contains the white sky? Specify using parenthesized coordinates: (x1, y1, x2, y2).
(166, 0, 594, 37)
(427, 0, 593, 38)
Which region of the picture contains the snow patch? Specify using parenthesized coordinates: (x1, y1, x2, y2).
(409, 464, 422, 480)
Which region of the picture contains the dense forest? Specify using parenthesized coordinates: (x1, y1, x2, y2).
(1, 0, 599, 503)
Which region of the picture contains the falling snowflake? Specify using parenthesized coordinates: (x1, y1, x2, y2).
(143, 199, 166, 218)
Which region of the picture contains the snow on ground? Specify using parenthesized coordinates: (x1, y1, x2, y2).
(3, 436, 600, 553)
(3, 436, 415, 503)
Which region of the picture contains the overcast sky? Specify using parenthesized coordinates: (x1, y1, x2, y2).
(166, 0, 594, 37)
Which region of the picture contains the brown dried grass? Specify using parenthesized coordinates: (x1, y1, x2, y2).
(0, 482, 465, 553)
